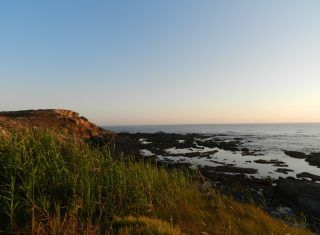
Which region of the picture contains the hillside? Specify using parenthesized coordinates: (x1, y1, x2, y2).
(0, 109, 109, 139)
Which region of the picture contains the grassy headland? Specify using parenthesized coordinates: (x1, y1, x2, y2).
(0, 130, 313, 234)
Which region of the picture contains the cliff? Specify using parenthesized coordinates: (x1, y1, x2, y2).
(0, 109, 111, 141)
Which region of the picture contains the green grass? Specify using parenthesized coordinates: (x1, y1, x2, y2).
(0, 130, 314, 234)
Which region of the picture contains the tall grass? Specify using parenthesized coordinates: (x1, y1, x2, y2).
(0, 130, 314, 234)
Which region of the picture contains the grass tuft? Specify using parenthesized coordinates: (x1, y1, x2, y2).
(111, 216, 185, 235)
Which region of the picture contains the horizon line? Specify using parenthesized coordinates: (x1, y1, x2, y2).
(102, 121, 320, 127)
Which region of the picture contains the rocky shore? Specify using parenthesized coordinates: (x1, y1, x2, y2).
(118, 132, 320, 232)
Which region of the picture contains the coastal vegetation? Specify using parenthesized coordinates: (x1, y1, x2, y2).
(0, 130, 313, 234)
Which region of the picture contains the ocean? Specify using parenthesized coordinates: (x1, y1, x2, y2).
(104, 123, 320, 179)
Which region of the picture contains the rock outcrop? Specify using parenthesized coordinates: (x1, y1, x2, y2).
(306, 152, 320, 168)
(276, 178, 320, 218)
(284, 151, 307, 159)
(284, 150, 320, 167)
(0, 109, 113, 142)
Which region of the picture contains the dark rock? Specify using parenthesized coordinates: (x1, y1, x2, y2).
(286, 176, 295, 180)
(203, 150, 219, 155)
(183, 152, 201, 158)
(275, 168, 294, 174)
(219, 141, 240, 151)
(254, 159, 287, 167)
(198, 171, 276, 208)
(282, 151, 320, 167)
(276, 179, 320, 218)
(297, 172, 320, 182)
(199, 139, 240, 152)
(164, 162, 192, 169)
(241, 148, 262, 156)
(209, 160, 226, 165)
(241, 147, 250, 152)
(284, 150, 307, 159)
(200, 150, 219, 158)
(200, 165, 258, 174)
(306, 152, 320, 167)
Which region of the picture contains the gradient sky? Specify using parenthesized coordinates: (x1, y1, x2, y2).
(1, 1, 320, 125)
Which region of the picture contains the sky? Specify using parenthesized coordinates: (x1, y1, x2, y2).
(0, 1, 320, 125)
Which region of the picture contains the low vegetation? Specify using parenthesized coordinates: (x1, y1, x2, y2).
(0, 130, 313, 234)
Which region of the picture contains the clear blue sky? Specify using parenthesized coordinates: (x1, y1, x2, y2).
(1, 1, 319, 125)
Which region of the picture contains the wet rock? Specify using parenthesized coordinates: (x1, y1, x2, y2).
(200, 165, 258, 174)
(271, 207, 294, 218)
(198, 171, 276, 207)
(274, 163, 288, 167)
(198, 140, 218, 148)
(275, 168, 294, 174)
(162, 157, 172, 161)
(183, 152, 201, 158)
(132, 133, 201, 151)
(165, 149, 219, 158)
(254, 159, 288, 167)
(204, 150, 219, 155)
(286, 176, 295, 180)
(306, 152, 320, 167)
(219, 141, 240, 151)
(226, 163, 236, 167)
(241, 148, 262, 156)
(283, 150, 320, 167)
(284, 150, 307, 159)
(297, 172, 320, 182)
(209, 160, 226, 165)
(199, 139, 240, 152)
(200, 150, 219, 158)
(164, 162, 192, 169)
(276, 178, 320, 218)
